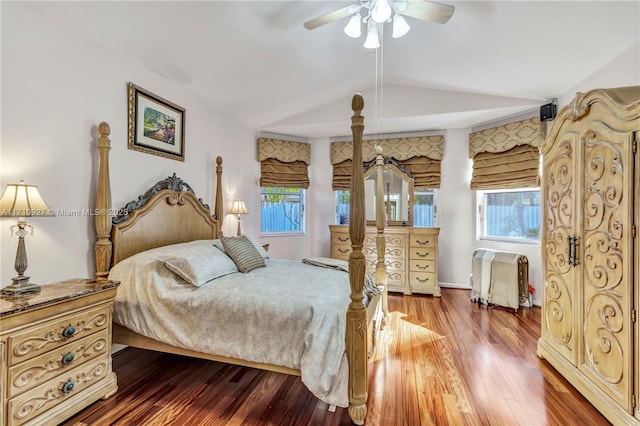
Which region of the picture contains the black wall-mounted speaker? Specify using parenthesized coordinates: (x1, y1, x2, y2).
(540, 103, 557, 121)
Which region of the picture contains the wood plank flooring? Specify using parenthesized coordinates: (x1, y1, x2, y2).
(61, 288, 610, 426)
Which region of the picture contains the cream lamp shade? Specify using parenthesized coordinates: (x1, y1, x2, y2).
(1, 180, 54, 295)
(228, 200, 249, 236)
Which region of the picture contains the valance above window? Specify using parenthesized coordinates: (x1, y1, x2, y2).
(258, 137, 311, 188)
(330, 135, 444, 190)
(468, 117, 543, 190)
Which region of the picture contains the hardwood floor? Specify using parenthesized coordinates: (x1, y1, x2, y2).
(62, 288, 610, 426)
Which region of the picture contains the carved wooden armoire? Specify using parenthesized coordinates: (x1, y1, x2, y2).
(536, 87, 640, 425)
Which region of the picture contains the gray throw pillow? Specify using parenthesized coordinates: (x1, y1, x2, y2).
(221, 235, 266, 273)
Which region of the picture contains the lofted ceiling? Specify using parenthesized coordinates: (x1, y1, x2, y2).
(27, 1, 640, 139)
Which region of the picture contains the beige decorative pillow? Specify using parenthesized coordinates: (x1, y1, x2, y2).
(159, 241, 238, 287)
(221, 235, 266, 273)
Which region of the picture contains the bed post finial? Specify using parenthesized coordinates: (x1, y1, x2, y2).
(95, 122, 113, 281)
(215, 156, 223, 237)
(347, 93, 367, 425)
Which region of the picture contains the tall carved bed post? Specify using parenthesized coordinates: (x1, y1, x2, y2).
(374, 147, 389, 324)
(347, 94, 368, 425)
(215, 156, 223, 235)
(95, 122, 112, 281)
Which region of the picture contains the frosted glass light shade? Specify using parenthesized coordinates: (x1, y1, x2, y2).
(392, 14, 410, 38)
(363, 24, 380, 49)
(371, 0, 392, 23)
(344, 14, 362, 38)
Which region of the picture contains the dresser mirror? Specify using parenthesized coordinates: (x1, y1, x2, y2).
(363, 159, 414, 226)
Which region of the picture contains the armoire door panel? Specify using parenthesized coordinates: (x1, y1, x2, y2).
(579, 125, 635, 410)
(542, 135, 578, 361)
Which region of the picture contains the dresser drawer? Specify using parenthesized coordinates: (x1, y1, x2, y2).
(410, 260, 436, 274)
(409, 234, 436, 248)
(410, 271, 437, 288)
(8, 304, 109, 365)
(8, 329, 109, 398)
(386, 270, 405, 286)
(330, 244, 351, 260)
(7, 356, 110, 426)
(363, 233, 403, 248)
(409, 247, 436, 261)
(332, 233, 351, 245)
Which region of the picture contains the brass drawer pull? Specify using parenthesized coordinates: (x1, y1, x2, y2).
(338, 236, 349, 242)
(61, 352, 75, 366)
(416, 252, 429, 258)
(416, 239, 429, 245)
(62, 324, 76, 338)
(338, 248, 349, 254)
(416, 264, 429, 270)
(416, 277, 430, 283)
(61, 379, 75, 394)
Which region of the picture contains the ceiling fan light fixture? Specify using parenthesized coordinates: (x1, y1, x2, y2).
(344, 14, 362, 38)
(370, 0, 392, 23)
(363, 22, 380, 49)
(392, 13, 410, 38)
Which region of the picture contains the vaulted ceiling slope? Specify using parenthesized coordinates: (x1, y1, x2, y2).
(29, 1, 640, 139)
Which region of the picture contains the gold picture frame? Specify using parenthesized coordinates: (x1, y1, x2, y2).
(127, 83, 185, 161)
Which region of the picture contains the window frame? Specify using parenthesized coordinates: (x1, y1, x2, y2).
(476, 187, 541, 245)
(260, 186, 306, 236)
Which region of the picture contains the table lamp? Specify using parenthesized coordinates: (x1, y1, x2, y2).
(229, 200, 248, 236)
(1, 180, 55, 295)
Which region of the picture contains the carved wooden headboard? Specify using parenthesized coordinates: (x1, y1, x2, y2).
(94, 123, 223, 280)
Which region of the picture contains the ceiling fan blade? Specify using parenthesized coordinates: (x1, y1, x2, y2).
(303, 4, 361, 30)
(400, 0, 455, 25)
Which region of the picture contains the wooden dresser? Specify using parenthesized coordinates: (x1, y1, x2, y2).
(330, 225, 440, 296)
(0, 279, 120, 426)
(536, 87, 639, 425)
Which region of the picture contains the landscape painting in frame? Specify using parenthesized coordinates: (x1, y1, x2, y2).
(128, 83, 185, 161)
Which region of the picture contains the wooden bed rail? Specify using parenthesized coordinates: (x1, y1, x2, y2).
(347, 94, 368, 425)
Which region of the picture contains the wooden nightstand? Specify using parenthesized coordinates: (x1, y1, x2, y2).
(0, 279, 120, 426)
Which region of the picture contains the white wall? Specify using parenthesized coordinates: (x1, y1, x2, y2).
(1, 3, 259, 286)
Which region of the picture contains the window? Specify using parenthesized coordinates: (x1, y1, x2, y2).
(335, 190, 350, 224)
(413, 190, 437, 227)
(261, 187, 305, 234)
(478, 188, 540, 243)
(335, 189, 438, 227)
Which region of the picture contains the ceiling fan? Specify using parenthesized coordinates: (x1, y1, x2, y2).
(303, 0, 455, 48)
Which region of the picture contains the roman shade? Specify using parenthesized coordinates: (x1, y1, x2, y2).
(258, 137, 311, 188)
(330, 135, 444, 190)
(468, 117, 543, 190)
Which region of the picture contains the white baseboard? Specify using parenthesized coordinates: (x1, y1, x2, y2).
(439, 282, 472, 289)
(438, 282, 542, 307)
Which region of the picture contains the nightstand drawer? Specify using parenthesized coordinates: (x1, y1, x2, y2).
(8, 304, 109, 365)
(410, 260, 435, 273)
(8, 329, 109, 398)
(410, 271, 436, 287)
(7, 356, 109, 426)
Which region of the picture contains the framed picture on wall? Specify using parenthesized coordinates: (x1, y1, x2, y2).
(127, 82, 185, 161)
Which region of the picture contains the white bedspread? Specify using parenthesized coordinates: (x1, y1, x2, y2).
(109, 247, 355, 407)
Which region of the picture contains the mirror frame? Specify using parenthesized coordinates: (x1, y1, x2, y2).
(363, 157, 414, 227)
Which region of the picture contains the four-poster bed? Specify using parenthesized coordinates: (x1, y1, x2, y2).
(93, 94, 385, 424)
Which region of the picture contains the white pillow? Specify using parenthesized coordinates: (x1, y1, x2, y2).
(157, 240, 238, 287)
